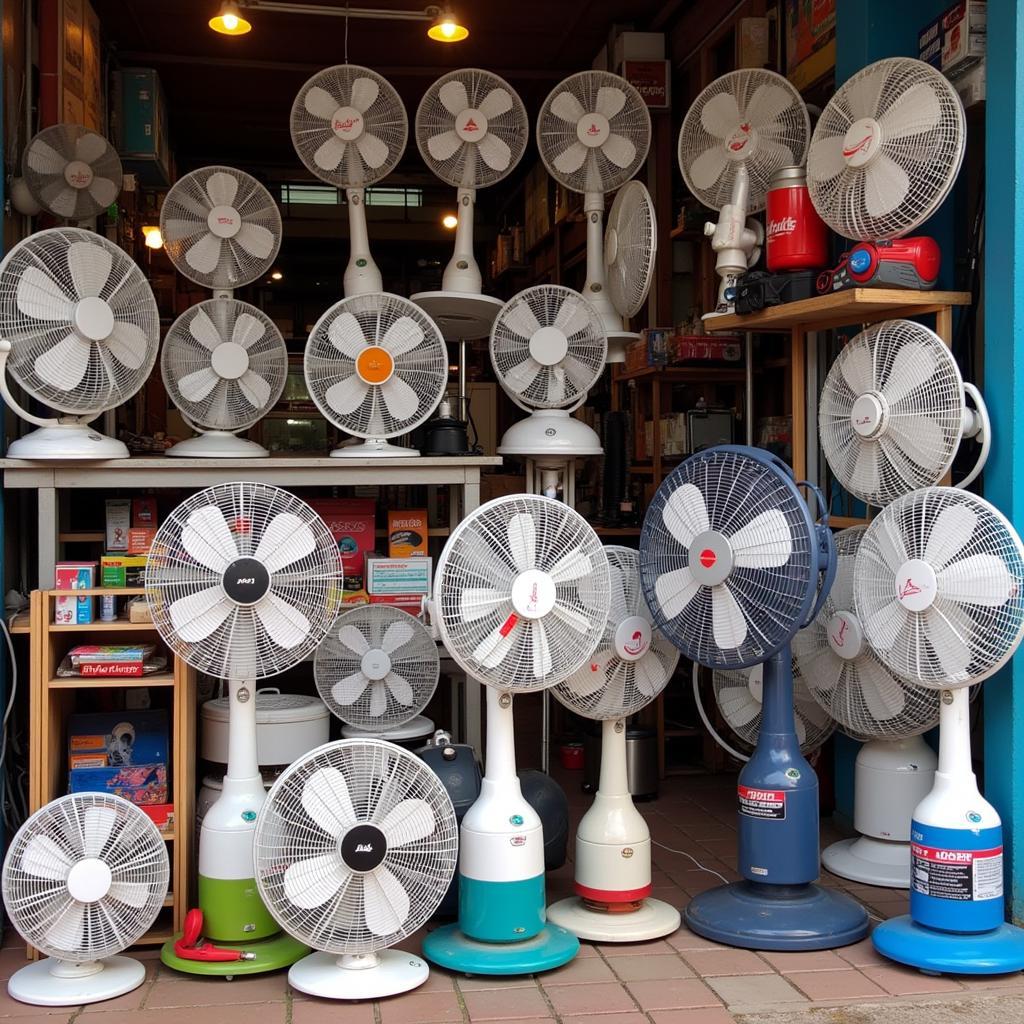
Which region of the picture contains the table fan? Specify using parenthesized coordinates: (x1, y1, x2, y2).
(290, 65, 407, 296)
(413, 68, 528, 340)
(856, 488, 1024, 974)
(819, 319, 990, 508)
(2, 793, 169, 1005)
(536, 71, 650, 362)
(305, 290, 448, 457)
(254, 737, 458, 998)
(422, 494, 611, 974)
(0, 227, 160, 459)
(677, 70, 810, 316)
(315, 605, 439, 743)
(145, 482, 342, 976)
(547, 545, 681, 942)
(793, 526, 940, 888)
(639, 445, 869, 950)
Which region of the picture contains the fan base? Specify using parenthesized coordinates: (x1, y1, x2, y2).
(823, 836, 911, 889)
(498, 412, 603, 459)
(340, 715, 435, 743)
(165, 432, 269, 458)
(8, 426, 128, 460)
(8, 956, 144, 1006)
(289, 950, 428, 999)
(546, 897, 680, 942)
(422, 922, 578, 976)
(606, 333, 638, 364)
(331, 440, 420, 458)
(160, 931, 308, 976)
(873, 916, 1024, 975)
(409, 291, 503, 341)
(684, 881, 869, 951)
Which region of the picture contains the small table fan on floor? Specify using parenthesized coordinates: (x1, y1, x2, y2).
(0, 227, 160, 458)
(146, 482, 342, 976)
(639, 445, 869, 950)
(290, 66, 407, 296)
(856, 488, 1024, 974)
(678, 70, 809, 316)
(3, 793, 169, 1006)
(413, 69, 528, 339)
(422, 494, 611, 975)
(536, 71, 650, 362)
(793, 526, 940, 889)
(547, 545, 681, 942)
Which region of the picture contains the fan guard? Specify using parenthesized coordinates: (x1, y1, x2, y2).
(605, 181, 657, 319)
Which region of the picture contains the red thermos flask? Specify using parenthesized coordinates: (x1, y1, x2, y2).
(765, 166, 829, 272)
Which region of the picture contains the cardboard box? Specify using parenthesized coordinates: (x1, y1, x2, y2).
(132, 497, 158, 527)
(69, 752, 109, 769)
(366, 556, 432, 597)
(140, 803, 175, 831)
(69, 764, 168, 804)
(54, 562, 97, 625)
(68, 709, 169, 766)
(310, 499, 376, 596)
(941, 0, 986, 73)
(127, 526, 157, 554)
(612, 30, 664, 68)
(101, 554, 148, 588)
(388, 510, 428, 557)
(369, 594, 425, 615)
(105, 499, 131, 551)
(128, 596, 153, 623)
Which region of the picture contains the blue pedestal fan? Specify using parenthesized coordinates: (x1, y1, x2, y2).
(639, 445, 869, 950)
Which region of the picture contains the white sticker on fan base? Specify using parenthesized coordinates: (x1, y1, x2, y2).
(911, 842, 1003, 902)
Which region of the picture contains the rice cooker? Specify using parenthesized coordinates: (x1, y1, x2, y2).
(340, 713, 435, 749)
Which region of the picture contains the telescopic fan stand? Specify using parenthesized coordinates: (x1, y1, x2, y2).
(345, 187, 383, 296)
(703, 166, 763, 320)
(582, 192, 636, 363)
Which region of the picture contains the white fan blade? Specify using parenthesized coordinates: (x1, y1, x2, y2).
(350, 76, 380, 113)
(332, 672, 369, 705)
(572, 649, 614, 697)
(477, 132, 512, 172)
(337, 624, 370, 656)
(879, 82, 942, 140)
(380, 375, 419, 421)
(863, 152, 910, 219)
(712, 584, 747, 649)
(182, 504, 237, 571)
(82, 805, 117, 858)
(185, 232, 223, 276)
(17, 266, 71, 321)
(808, 643, 844, 693)
(384, 672, 414, 706)
(882, 340, 939, 404)
(329, 312, 366, 358)
(795, 714, 807, 746)
(718, 684, 761, 728)
(550, 90, 585, 123)
(841, 340, 874, 394)
(923, 503, 976, 569)
(88, 176, 120, 209)
(108, 880, 150, 909)
(859, 658, 906, 721)
(745, 83, 794, 128)
(170, 586, 233, 642)
(479, 87, 513, 119)
(438, 78, 469, 116)
(553, 141, 587, 175)
(938, 554, 1015, 607)
(68, 240, 112, 299)
(302, 766, 356, 834)
(502, 357, 543, 395)
(847, 64, 890, 120)
(205, 170, 239, 208)
(284, 853, 351, 910)
(369, 681, 387, 718)
(179, 366, 220, 403)
(602, 133, 636, 169)
(851, 443, 881, 498)
(427, 129, 463, 163)
(608, 565, 629, 625)
(255, 512, 317, 572)
(831, 554, 856, 613)
(549, 547, 591, 584)
(381, 799, 435, 847)
(808, 135, 847, 183)
(927, 604, 972, 677)
(40, 182, 78, 218)
(883, 414, 946, 472)
(507, 512, 536, 572)
(364, 865, 410, 937)
(701, 92, 741, 138)
(35, 334, 91, 392)
(865, 601, 908, 651)
(502, 299, 541, 339)
(234, 222, 276, 260)
(190, 307, 223, 350)
(44, 903, 85, 952)
(105, 321, 148, 371)
(231, 312, 265, 350)
(595, 85, 627, 119)
(550, 601, 593, 633)
(305, 85, 339, 119)
(553, 293, 592, 337)
(687, 146, 730, 192)
(663, 482, 710, 548)
(472, 620, 518, 668)
(875, 517, 909, 574)
(21, 834, 72, 880)
(164, 218, 200, 243)
(548, 367, 566, 406)
(381, 316, 424, 356)
(754, 137, 795, 169)
(356, 132, 389, 171)
(382, 619, 415, 653)
(654, 565, 702, 621)
(634, 653, 666, 698)
(25, 137, 67, 174)
(326, 374, 370, 415)
(314, 136, 347, 171)
(255, 592, 311, 648)
(532, 619, 553, 678)
(238, 370, 273, 409)
(460, 588, 507, 623)
(730, 509, 793, 569)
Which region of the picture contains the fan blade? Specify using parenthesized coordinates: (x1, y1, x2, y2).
(608, 566, 629, 625)
(729, 509, 793, 569)
(859, 658, 906, 721)
(179, 366, 220, 403)
(718, 684, 761, 728)
(35, 334, 91, 392)
(107, 880, 150, 909)
(549, 546, 591, 584)
(40, 182, 78, 218)
(255, 512, 317, 572)
(550, 601, 592, 633)
(25, 137, 67, 174)
(337, 624, 370, 656)
(205, 170, 239, 208)
(185, 232, 223, 276)
(841, 341, 874, 394)
(701, 92, 741, 138)
(384, 672, 414, 706)
(326, 374, 370, 415)
(369, 680, 387, 718)
(460, 588, 506, 623)
(364, 865, 410, 937)
(688, 146, 730, 193)
(654, 565, 702, 620)
(255, 592, 311, 648)
(548, 367, 566, 405)
(305, 85, 339, 119)
(502, 357, 543, 395)
(190, 307, 223, 350)
(810, 643, 844, 693)
(745, 83, 794, 128)
(753, 137, 795, 169)
(477, 132, 512, 172)
(831, 554, 856, 613)
(847, 64, 890, 120)
(382, 619, 415, 653)
(68, 241, 112, 299)
(795, 715, 807, 746)
(332, 672, 369, 705)
(865, 601, 908, 651)
(875, 517, 909, 574)
(502, 299, 541, 339)
(356, 132, 390, 170)
(163, 219, 201, 243)
(88, 176, 120, 209)
(863, 153, 910, 219)
(851, 443, 881, 498)
(182, 504, 237, 571)
(663, 482, 710, 548)
(532, 619, 553, 678)
(634, 653, 666, 698)
(553, 293, 592, 337)
(284, 853, 351, 910)
(21, 834, 72, 880)
(381, 316, 424, 356)
(350, 76, 380, 113)
(302, 766, 356, 834)
(883, 340, 939, 404)
(884, 414, 946, 472)
(44, 902, 85, 952)
(329, 312, 366, 358)
(922, 503, 976, 569)
(939, 553, 1015, 607)
(879, 82, 942, 140)
(105, 321, 148, 371)
(808, 135, 847, 182)
(712, 584, 747, 649)
(234, 222, 276, 260)
(82, 805, 116, 858)
(380, 375, 419, 421)
(438, 78, 469, 116)
(230, 312, 265, 350)
(17, 266, 71, 321)
(381, 798, 435, 847)
(927, 604, 972, 677)
(479, 86, 514, 119)
(238, 370, 272, 409)
(602, 133, 636, 169)
(427, 129, 463, 163)
(472, 620, 518, 668)
(550, 90, 585, 123)
(170, 586, 233, 642)
(314, 136, 347, 171)
(553, 141, 588, 175)
(507, 512, 536, 572)
(594, 86, 626, 119)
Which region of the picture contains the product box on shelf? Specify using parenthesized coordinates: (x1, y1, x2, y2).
(366, 556, 432, 597)
(140, 803, 175, 831)
(69, 764, 168, 804)
(101, 554, 148, 588)
(670, 336, 743, 363)
(941, 0, 985, 73)
(128, 596, 153, 623)
(127, 526, 157, 554)
(387, 510, 428, 557)
(310, 498, 376, 603)
(105, 499, 131, 551)
(369, 594, 425, 615)
(132, 497, 158, 527)
(68, 709, 169, 767)
(54, 562, 97, 625)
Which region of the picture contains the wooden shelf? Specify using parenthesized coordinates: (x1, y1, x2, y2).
(51, 587, 144, 597)
(49, 618, 154, 632)
(613, 365, 747, 383)
(9, 613, 30, 634)
(48, 672, 176, 689)
(829, 514, 869, 528)
(58, 532, 104, 543)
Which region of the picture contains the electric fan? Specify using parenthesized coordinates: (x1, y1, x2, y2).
(305, 291, 448, 457)
(161, 299, 289, 458)
(315, 605, 440, 743)
(491, 285, 607, 461)
(20, 124, 122, 223)
(536, 71, 651, 361)
(678, 70, 810, 316)
(290, 65, 408, 296)
(604, 180, 657, 328)
(145, 482, 342, 976)
(819, 319, 990, 508)
(547, 546, 681, 942)
(856, 488, 1024, 974)
(639, 445, 869, 950)
(422, 494, 611, 975)
(413, 69, 529, 339)
(0, 227, 160, 459)
(793, 526, 940, 888)
(3, 793, 169, 1005)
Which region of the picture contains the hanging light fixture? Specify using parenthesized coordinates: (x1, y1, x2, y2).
(208, 3, 466, 40)
(427, 4, 468, 41)
(141, 226, 164, 250)
(209, 1, 253, 34)
(442, 214, 458, 230)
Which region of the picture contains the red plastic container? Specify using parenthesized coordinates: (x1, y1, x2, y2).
(766, 166, 829, 272)
(559, 743, 584, 771)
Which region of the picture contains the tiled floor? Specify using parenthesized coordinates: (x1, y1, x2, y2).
(4, 774, 1024, 1023)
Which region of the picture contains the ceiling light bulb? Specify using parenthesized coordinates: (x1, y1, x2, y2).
(142, 226, 163, 249)
(271, 271, 283, 280)
(442, 214, 458, 229)
(210, 1, 252, 35)
(428, 6, 468, 42)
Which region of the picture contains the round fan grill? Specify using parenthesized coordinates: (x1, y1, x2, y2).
(605, 181, 656, 319)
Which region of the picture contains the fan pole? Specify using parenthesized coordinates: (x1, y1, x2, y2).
(344, 188, 383, 295)
(582, 193, 625, 337)
(705, 166, 761, 318)
(443, 188, 482, 294)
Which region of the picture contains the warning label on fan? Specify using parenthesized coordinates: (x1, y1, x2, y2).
(911, 843, 1003, 902)
(738, 786, 786, 820)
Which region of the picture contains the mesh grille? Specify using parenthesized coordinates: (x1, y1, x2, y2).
(605, 181, 656, 319)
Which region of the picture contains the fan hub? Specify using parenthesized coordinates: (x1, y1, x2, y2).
(455, 108, 489, 143)
(827, 610, 864, 659)
(842, 117, 883, 169)
(361, 648, 392, 681)
(604, 227, 619, 267)
(340, 823, 387, 872)
(222, 556, 271, 605)
(210, 341, 250, 380)
(688, 531, 734, 586)
(207, 204, 242, 239)
(577, 112, 610, 149)
(724, 123, 758, 162)
(895, 559, 937, 612)
(66, 857, 112, 902)
(64, 159, 95, 190)
(529, 326, 569, 367)
(614, 615, 651, 662)
(331, 105, 366, 142)
(73, 296, 115, 342)
(355, 345, 395, 385)
(511, 569, 557, 620)
(851, 392, 887, 438)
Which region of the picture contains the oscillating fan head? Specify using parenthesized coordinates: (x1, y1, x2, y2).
(819, 319, 966, 508)
(21, 124, 123, 222)
(855, 487, 1024, 690)
(162, 298, 289, 432)
(160, 166, 282, 290)
(0, 227, 160, 415)
(145, 482, 343, 679)
(434, 494, 611, 692)
(605, 181, 657, 319)
(315, 606, 440, 731)
(2, 793, 169, 961)
(416, 69, 528, 188)
(254, 738, 458, 954)
(807, 57, 965, 240)
(305, 292, 448, 440)
(490, 285, 607, 410)
(291, 65, 408, 188)
(677, 69, 809, 215)
(537, 71, 651, 194)
(554, 546, 679, 720)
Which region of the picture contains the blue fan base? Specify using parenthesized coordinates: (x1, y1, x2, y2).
(684, 881, 869, 951)
(873, 915, 1024, 975)
(422, 922, 579, 976)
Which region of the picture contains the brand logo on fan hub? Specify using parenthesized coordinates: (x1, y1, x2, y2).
(700, 549, 717, 568)
(335, 115, 360, 132)
(341, 824, 388, 872)
(331, 105, 365, 140)
(222, 557, 270, 605)
(354, 843, 373, 852)
(217, 215, 235, 226)
(843, 133, 874, 159)
(899, 578, 923, 600)
(842, 117, 882, 168)
(727, 123, 752, 152)
(356, 345, 395, 386)
(586, 122, 601, 135)
(616, 616, 651, 661)
(894, 559, 937, 612)
(463, 118, 479, 132)
(456, 108, 489, 142)
(833, 618, 849, 646)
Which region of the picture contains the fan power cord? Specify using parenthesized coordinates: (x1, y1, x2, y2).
(691, 663, 750, 763)
(649, 839, 729, 885)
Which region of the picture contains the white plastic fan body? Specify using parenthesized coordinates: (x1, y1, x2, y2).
(677, 70, 809, 316)
(0, 228, 160, 459)
(2, 793, 169, 1005)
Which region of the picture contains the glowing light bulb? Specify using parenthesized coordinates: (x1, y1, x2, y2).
(442, 214, 458, 230)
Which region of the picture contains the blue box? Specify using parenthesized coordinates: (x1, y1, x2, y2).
(919, 15, 943, 67)
(69, 764, 168, 805)
(67, 709, 168, 768)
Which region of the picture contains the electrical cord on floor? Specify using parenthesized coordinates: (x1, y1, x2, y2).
(0, 612, 21, 832)
(649, 840, 730, 885)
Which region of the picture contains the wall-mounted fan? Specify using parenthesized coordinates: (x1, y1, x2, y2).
(413, 69, 528, 339)
(0, 227, 160, 458)
(290, 65, 408, 296)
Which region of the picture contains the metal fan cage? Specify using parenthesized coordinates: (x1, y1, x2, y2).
(254, 738, 458, 954)
(416, 69, 528, 188)
(807, 57, 965, 240)
(605, 181, 656, 319)
(0, 227, 160, 414)
(2, 793, 169, 961)
(315, 606, 439, 731)
(290, 65, 408, 188)
(490, 285, 607, 410)
(145, 482, 343, 679)
(161, 298, 289, 431)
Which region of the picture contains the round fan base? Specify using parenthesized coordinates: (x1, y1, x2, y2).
(8, 956, 144, 1006)
(331, 439, 421, 459)
(8, 426, 128, 460)
(340, 715, 435, 743)
(498, 413, 602, 459)
(606, 333, 639, 364)
(160, 931, 308, 976)
(288, 949, 428, 999)
(165, 432, 269, 458)
(822, 836, 912, 889)
(422, 922, 578, 976)
(546, 897, 680, 942)
(872, 916, 1024, 975)
(410, 291, 503, 341)
(684, 881, 869, 952)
